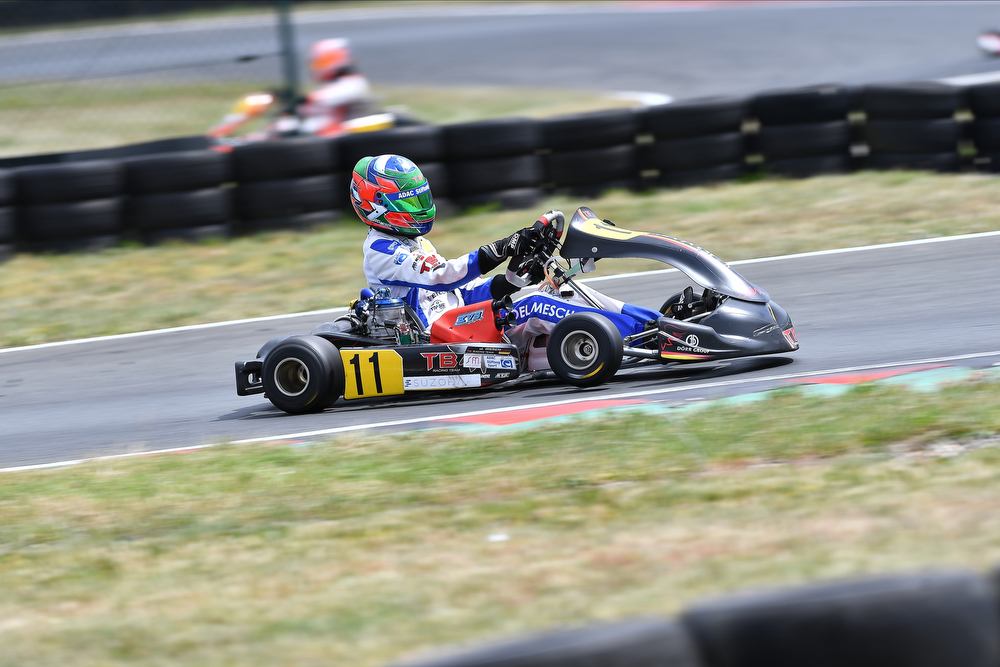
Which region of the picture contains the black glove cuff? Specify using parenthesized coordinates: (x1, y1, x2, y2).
(478, 245, 504, 274)
(489, 274, 520, 299)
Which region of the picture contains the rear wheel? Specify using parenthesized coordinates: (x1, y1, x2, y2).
(547, 313, 623, 387)
(262, 335, 344, 414)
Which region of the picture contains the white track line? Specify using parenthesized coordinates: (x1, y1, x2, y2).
(3, 229, 998, 356)
(4, 350, 999, 474)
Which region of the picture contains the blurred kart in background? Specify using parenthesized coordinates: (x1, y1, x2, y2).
(978, 29, 1000, 55)
(235, 207, 799, 415)
(208, 38, 417, 148)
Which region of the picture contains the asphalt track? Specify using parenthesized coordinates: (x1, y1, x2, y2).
(4, 2, 1000, 100)
(2, 232, 999, 470)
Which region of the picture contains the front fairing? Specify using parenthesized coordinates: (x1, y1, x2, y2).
(558, 207, 770, 303)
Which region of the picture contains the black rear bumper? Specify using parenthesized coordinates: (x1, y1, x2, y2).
(235, 359, 264, 396)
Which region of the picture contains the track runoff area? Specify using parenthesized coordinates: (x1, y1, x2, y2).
(3, 230, 1000, 473)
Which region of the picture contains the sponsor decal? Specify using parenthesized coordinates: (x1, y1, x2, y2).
(404, 375, 482, 390)
(393, 252, 406, 265)
(483, 354, 516, 370)
(420, 351, 459, 371)
(419, 254, 443, 274)
(514, 300, 578, 322)
(753, 324, 779, 337)
(464, 354, 482, 369)
(429, 297, 448, 314)
(493, 372, 511, 379)
(455, 309, 485, 326)
(684, 334, 700, 347)
(677, 345, 710, 354)
(782, 327, 798, 347)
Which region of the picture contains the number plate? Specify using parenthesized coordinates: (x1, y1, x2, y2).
(341, 349, 405, 400)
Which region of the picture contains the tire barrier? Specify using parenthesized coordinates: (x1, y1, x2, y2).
(861, 82, 963, 172)
(5, 77, 998, 254)
(968, 82, 1000, 171)
(541, 109, 641, 195)
(752, 85, 852, 177)
(13, 160, 124, 250)
(639, 97, 747, 187)
(385, 566, 1000, 667)
(232, 137, 341, 232)
(123, 150, 234, 243)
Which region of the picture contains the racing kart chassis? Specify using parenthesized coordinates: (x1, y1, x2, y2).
(235, 206, 797, 414)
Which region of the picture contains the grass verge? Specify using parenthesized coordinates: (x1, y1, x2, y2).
(1, 378, 999, 665)
(1, 170, 999, 348)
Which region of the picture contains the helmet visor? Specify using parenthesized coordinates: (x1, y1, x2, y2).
(385, 182, 433, 215)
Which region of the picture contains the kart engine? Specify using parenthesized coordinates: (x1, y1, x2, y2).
(354, 288, 424, 345)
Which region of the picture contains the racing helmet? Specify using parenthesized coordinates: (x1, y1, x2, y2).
(310, 38, 354, 82)
(351, 155, 436, 237)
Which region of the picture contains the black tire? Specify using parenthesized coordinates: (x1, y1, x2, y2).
(682, 570, 1000, 667)
(865, 119, 959, 154)
(123, 150, 233, 195)
(862, 82, 963, 119)
(544, 145, 637, 187)
(640, 132, 744, 172)
(864, 151, 960, 173)
(447, 154, 542, 196)
(18, 197, 123, 242)
(232, 137, 335, 183)
(337, 125, 443, 171)
(0, 206, 13, 243)
(547, 312, 623, 388)
(234, 174, 344, 220)
(0, 169, 12, 205)
(541, 108, 639, 151)
(657, 162, 745, 188)
(972, 118, 1000, 152)
(388, 617, 701, 667)
(752, 84, 851, 125)
(967, 82, 1000, 118)
(763, 154, 851, 178)
(757, 121, 850, 160)
(416, 161, 450, 198)
(15, 161, 122, 205)
(443, 117, 541, 160)
(261, 335, 344, 414)
(641, 96, 746, 140)
(126, 188, 232, 232)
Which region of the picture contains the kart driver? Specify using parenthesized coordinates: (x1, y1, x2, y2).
(352, 154, 538, 328)
(296, 38, 373, 137)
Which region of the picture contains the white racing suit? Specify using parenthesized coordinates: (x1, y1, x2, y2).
(363, 228, 661, 357)
(362, 228, 495, 327)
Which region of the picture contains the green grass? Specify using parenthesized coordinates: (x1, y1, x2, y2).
(2, 170, 999, 348)
(2, 378, 999, 666)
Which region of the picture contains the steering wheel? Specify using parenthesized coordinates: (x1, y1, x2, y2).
(507, 210, 565, 287)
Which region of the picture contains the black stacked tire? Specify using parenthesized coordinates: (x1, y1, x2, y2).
(861, 82, 963, 172)
(232, 137, 342, 233)
(541, 108, 640, 195)
(967, 82, 1000, 171)
(639, 97, 746, 187)
(123, 150, 234, 243)
(14, 160, 123, 250)
(752, 85, 852, 177)
(0, 169, 14, 259)
(442, 117, 542, 210)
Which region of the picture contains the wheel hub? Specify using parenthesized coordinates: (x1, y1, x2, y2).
(273, 358, 309, 396)
(561, 330, 599, 371)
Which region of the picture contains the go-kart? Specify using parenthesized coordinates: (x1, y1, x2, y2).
(234, 207, 798, 414)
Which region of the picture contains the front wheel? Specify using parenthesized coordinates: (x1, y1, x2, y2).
(547, 312, 623, 388)
(262, 335, 345, 414)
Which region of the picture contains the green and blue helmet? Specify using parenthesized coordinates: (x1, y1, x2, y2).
(350, 154, 435, 237)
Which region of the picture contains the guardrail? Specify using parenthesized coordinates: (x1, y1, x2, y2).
(0, 79, 995, 256)
(383, 564, 1000, 667)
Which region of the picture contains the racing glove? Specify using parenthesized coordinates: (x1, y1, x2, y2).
(478, 227, 534, 274)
